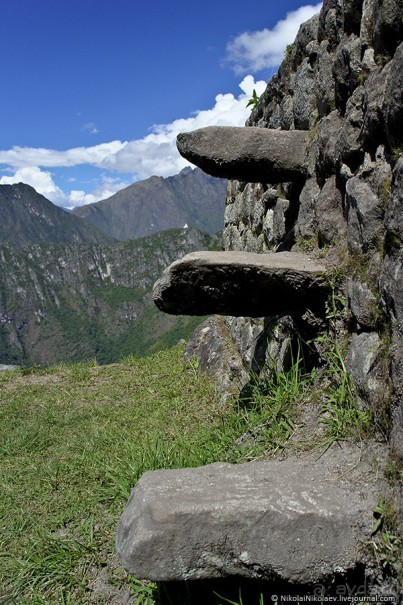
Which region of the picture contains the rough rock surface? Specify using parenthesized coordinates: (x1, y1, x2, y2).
(153, 251, 328, 317)
(117, 445, 384, 583)
(184, 316, 248, 404)
(177, 126, 309, 183)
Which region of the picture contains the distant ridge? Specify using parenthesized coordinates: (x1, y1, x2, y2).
(0, 183, 113, 246)
(0, 227, 216, 366)
(72, 167, 227, 240)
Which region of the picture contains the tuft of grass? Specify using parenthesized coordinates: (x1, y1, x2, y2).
(246, 89, 260, 110)
(370, 495, 402, 579)
(314, 283, 373, 448)
(234, 346, 314, 459)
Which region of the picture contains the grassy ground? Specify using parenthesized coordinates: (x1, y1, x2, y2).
(0, 337, 373, 604)
(0, 345, 219, 603)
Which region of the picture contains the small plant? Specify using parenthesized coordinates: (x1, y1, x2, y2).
(370, 495, 402, 576)
(356, 69, 369, 84)
(285, 43, 294, 57)
(127, 576, 157, 604)
(246, 89, 260, 110)
(315, 282, 372, 448)
(295, 234, 318, 253)
(392, 147, 402, 161)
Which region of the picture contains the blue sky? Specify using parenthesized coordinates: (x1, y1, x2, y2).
(0, 0, 321, 207)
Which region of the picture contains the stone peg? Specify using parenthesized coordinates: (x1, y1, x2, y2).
(116, 453, 378, 583)
(152, 250, 328, 318)
(176, 126, 310, 182)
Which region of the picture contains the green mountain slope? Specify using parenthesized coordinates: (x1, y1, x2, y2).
(0, 183, 113, 245)
(0, 228, 215, 365)
(72, 167, 227, 240)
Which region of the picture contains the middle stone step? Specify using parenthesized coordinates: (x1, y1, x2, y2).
(152, 251, 328, 318)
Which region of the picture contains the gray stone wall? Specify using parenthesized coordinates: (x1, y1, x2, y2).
(221, 0, 402, 457)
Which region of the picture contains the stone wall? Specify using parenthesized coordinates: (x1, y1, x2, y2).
(218, 0, 402, 459)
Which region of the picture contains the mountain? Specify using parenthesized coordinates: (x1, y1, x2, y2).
(0, 227, 217, 366)
(72, 167, 227, 240)
(0, 183, 113, 246)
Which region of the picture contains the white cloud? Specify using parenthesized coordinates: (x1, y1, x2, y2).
(67, 178, 131, 209)
(82, 122, 99, 134)
(0, 166, 67, 204)
(0, 166, 130, 208)
(225, 3, 322, 73)
(0, 140, 127, 170)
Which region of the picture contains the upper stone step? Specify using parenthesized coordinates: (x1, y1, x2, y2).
(116, 447, 381, 583)
(152, 250, 328, 318)
(176, 126, 309, 182)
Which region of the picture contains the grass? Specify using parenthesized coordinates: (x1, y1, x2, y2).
(313, 284, 373, 448)
(0, 345, 220, 603)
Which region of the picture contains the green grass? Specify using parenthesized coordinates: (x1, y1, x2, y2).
(0, 345, 219, 603)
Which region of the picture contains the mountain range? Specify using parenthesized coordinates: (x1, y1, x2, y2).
(72, 167, 227, 240)
(0, 183, 111, 246)
(0, 169, 225, 365)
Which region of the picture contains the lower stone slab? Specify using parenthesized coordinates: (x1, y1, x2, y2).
(152, 250, 328, 317)
(116, 447, 382, 583)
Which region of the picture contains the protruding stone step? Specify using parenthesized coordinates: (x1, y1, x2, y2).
(176, 126, 309, 182)
(152, 251, 328, 318)
(116, 448, 380, 583)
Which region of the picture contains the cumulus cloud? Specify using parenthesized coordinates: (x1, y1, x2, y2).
(0, 166, 130, 208)
(67, 177, 131, 209)
(0, 140, 127, 170)
(0, 166, 67, 204)
(225, 3, 322, 73)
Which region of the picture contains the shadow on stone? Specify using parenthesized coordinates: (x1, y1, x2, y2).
(156, 565, 369, 604)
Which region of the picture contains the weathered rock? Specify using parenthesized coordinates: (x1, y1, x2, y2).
(176, 127, 309, 183)
(263, 198, 290, 246)
(336, 85, 365, 168)
(347, 279, 379, 329)
(346, 176, 384, 252)
(116, 447, 382, 582)
(316, 110, 344, 181)
(373, 0, 403, 57)
(184, 316, 248, 404)
(316, 175, 347, 245)
(152, 251, 328, 318)
(333, 36, 362, 111)
(318, 0, 342, 48)
(293, 59, 317, 129)
(316, 42, 337, 117)
(380, 251, 403, 460)
(297, 178, 320, 238)
(385, 156, 403, 242)
(346, 332, 386, 406)
(384, 43, 403, 148)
